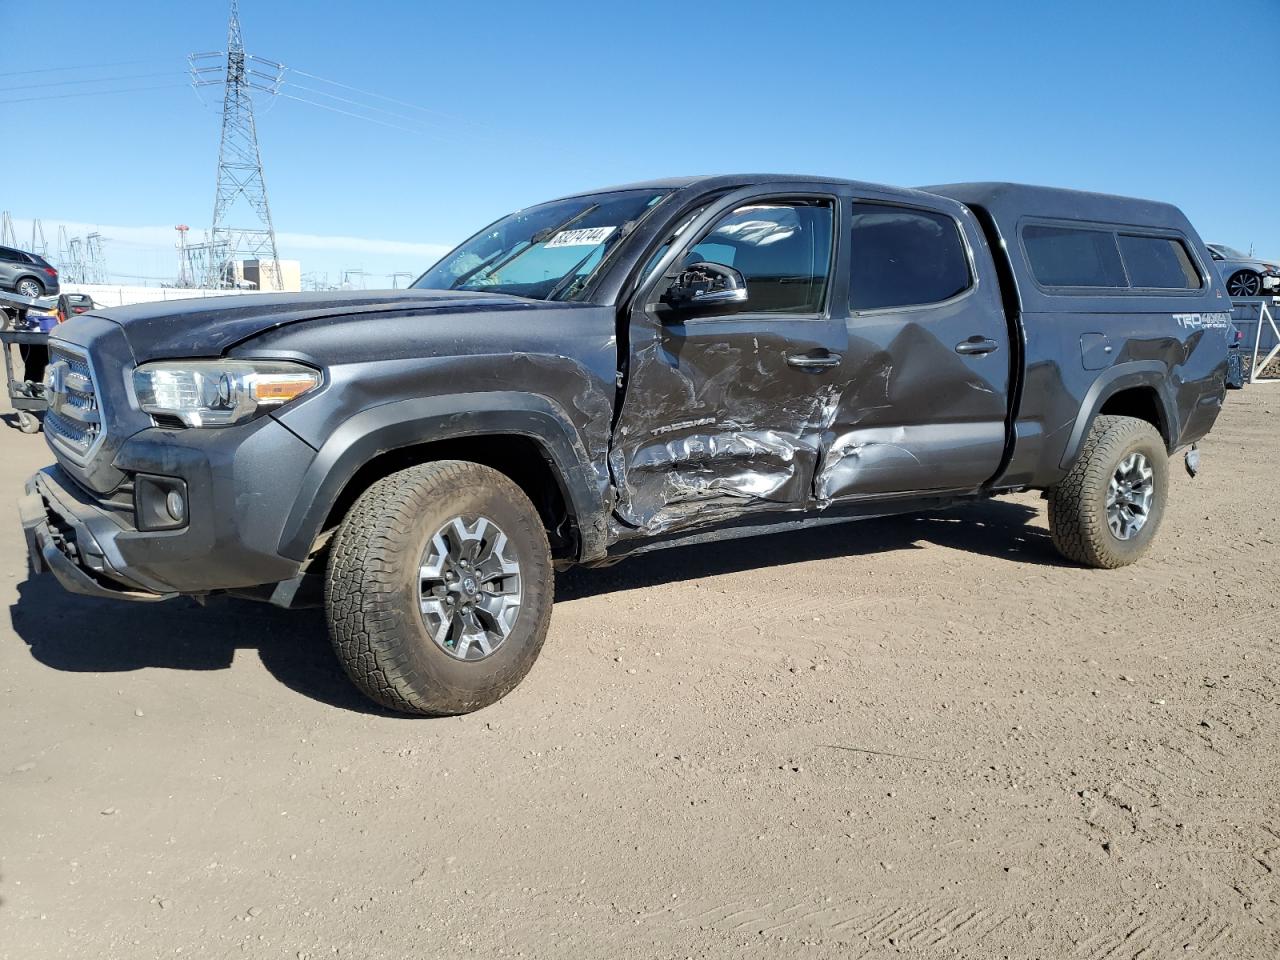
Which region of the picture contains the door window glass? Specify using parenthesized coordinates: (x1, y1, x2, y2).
(849, 204, 972, 310)
(686, 202, 832, 314)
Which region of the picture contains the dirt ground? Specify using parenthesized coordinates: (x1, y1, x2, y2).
(1, 389, 1276, 960)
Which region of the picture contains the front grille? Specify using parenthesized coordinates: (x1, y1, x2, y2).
(44, 343, 103, 465)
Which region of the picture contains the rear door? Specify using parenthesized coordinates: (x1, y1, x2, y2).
(610, 187, 848, 535)
(817, 193, 1010, 500)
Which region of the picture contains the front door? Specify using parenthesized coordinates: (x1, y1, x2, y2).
(610, 191, 847, 536)
(817, 195, 1011, 501)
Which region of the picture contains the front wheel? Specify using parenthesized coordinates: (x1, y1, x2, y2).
(1047, 415, 1168, 569)
(325, 460, 553, 715)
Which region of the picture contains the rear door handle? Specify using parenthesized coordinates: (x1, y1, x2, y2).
(955, 337, 999, 356)
(786, 351, 842, 369)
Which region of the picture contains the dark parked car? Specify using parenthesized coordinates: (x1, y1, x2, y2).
(22, 176, 1230, 715)
(1207, 243, 1279, 298)
(0, 245, 60, 299)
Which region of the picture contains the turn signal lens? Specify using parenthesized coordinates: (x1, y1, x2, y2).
(251, 376, 318, 403)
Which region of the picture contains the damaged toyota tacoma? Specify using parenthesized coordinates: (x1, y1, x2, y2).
(22, 176, 1230, 715)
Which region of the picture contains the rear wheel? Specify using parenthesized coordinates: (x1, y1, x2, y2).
(1047, 415, 1168, 569)
(325, 460, 553, 715)
(1226, 270, 1261, 298)
(15, 277, 43, 299)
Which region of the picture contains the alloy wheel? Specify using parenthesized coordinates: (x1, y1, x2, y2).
(1227, 272, 1261, 298)
(1105, 452, 1154, 541)
(418, 515, 522, 660)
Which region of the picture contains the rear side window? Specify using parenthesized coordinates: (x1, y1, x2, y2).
(849, 203, 971, 310)
(1117, 234, 1202, 289)
(1023, 225, 1127, 288)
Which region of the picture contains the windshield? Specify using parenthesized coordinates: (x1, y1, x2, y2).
(1210, 244, 1249, 259)
(414, 188, 671, 301)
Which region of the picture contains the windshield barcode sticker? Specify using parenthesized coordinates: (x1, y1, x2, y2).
(545, 226, 617, 248)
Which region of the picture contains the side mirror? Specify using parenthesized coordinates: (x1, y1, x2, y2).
(660, 261, 748, 312)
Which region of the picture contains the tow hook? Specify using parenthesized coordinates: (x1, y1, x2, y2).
(1184, 444, 1200, 478)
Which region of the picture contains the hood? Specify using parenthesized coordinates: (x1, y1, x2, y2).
(1216, 253, 1278, 271)
(81, 289, 539, 361)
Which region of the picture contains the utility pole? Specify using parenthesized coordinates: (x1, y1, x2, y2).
(191, 1, 283, 290)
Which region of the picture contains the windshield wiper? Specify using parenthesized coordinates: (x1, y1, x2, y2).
(546, 218, 638, 302)
(452, 203, 600, 292)
(446, 247, 508, 289)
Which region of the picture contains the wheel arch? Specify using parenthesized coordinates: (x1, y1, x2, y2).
(277, 393, 610, 564)
(1059, 362, 1178, 470)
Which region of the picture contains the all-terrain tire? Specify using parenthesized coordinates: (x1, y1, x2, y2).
(325, 460, 553, 716)
(1047, 415, 1168, 569)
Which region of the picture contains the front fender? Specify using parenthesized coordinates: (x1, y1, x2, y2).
(1058, 361, 1178, 469)
(276, 391, 610, 562)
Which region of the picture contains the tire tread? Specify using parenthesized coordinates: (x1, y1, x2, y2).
(324, 460, 551, 715)
(1047, 415, 1166, 569)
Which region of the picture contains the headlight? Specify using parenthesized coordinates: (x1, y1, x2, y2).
(133, 360, 321, 428)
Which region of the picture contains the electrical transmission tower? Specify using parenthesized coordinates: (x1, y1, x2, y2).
(84, 233, 108, 284)
(190, 1, 284, 290)
(64, 235, 86, 284)
(30, 219, 47, 259)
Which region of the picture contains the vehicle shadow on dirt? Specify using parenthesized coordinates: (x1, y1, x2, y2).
(8, 577, 380, 711)
(10, 499, 1062, 715)
(556, 498, 1066, 600)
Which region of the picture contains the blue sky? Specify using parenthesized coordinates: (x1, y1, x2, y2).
(2, 0, 1277, 286)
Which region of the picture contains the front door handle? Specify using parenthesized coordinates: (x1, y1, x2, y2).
(955, 337, 999, 356)
(786, 351, 842, 369)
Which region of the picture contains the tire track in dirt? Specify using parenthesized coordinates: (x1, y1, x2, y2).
(664, 892, 1017, 951)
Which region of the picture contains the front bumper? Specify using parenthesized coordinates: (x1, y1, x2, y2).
(21, 470, 174, 601)
(23, 416, 317, 602)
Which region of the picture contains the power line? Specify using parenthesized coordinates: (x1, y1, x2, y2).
(2, 71, 183, 92)
(276, 91, 454, 141)
(283, 66, 515, 139)
(0, 58, 177, 78)
(282, 79, 451, 132)
(0, 82, 191, 105)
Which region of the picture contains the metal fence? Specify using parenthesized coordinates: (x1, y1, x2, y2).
(1231, 297, 1280, 383)
(1231, 297, 1279, 355)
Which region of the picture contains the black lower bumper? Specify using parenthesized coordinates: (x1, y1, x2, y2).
(21, 472, 175, 602)
(23, 414, 317, 601)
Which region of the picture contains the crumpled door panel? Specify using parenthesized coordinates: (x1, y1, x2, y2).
(610, 317, 845, 537)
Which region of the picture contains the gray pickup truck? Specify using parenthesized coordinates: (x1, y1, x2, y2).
(22, 176, 1230, 715)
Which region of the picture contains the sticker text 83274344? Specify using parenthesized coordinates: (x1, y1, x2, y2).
(545, 226, 617, 249)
